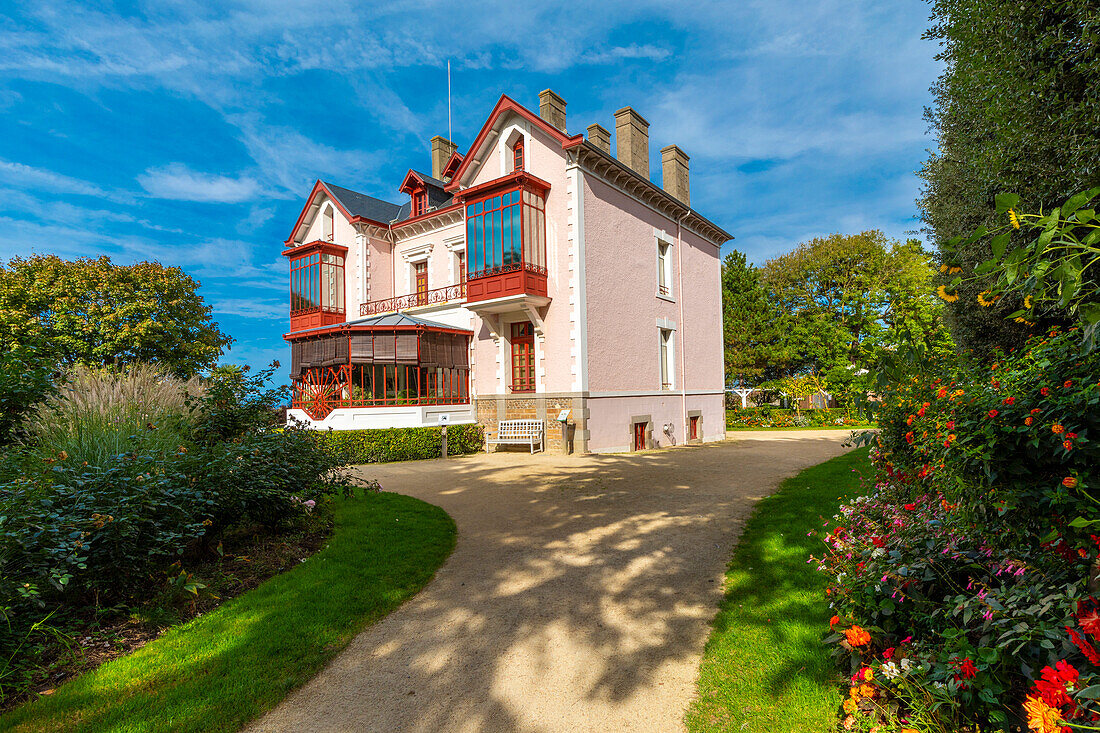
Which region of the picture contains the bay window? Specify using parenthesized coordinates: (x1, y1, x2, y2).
(290, 250, 344, 315)
(464, 188, 546, 279)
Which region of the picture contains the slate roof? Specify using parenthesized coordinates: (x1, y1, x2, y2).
(323, 176, 454, 225)
(288, 311, 472, 337)
(322, 182, 403, 224)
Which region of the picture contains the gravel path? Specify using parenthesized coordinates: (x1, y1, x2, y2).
(247, 430, 853, 733)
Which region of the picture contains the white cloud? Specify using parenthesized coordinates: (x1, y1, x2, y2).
(0, 159, 122, 200)
(138, 163, 260, 203)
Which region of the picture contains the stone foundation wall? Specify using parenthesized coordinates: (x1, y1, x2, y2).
(475, 392, 590, 453)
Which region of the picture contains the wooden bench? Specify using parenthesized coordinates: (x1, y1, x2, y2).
(486, 419, 545, 454)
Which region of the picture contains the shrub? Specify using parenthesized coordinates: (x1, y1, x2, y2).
(319, 424, 484, 464)
(0, 345, 55, 447)
(821, 327, 1100, 730)
(726, 407, 861, 429)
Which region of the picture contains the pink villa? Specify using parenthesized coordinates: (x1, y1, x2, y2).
(281, 91, 731, 453)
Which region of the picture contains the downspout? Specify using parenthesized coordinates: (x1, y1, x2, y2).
(676, 210, 688, 445)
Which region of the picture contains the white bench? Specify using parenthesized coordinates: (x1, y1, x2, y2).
(486, 419, 545, 454)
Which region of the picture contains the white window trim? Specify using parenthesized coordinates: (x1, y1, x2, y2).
(658, 327, 675, 391)
(656, 235, 675, 301)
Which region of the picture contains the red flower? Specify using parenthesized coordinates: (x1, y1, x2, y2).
(883, 647, 895, 659)
(830, 615, 840, 627)
(1064, 477, 1079, 489)
(872, 536, 885, 548)
(1025, 417, 1034, 426)
(903, 503, 917, 511)
(905, 431, 915, 444)
(1054, 659, 1079, 686)
(1031, 408, 1042, 415)
(1036, 665, 1075, 709)
(957, 657, 977, 680)
(1053, 424, 1065, 434)
(1003, 396, 1016, 405)
(987, 409, 999, 419)
(1041, 387, 1051, 396)
(1064, 440, 1074, 451)
(937, 387, 948, 399)
(1065, 380, 1074, 388)
(1077, 601, 1100, 639)
(1067, 626, 1100, 664)
(917, 406, 927, 417)
(946, 420, 955, 430)
(907, 414, 914, 425)
(1067, 432, 1078, 440)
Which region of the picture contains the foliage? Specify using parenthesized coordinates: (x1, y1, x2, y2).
(0, 255, 232, 379)
(0, 492, 456, 733)
(721, 234, 952, 409)
(919, 0, 1100, 354)
(189, 363, 285, 445)
(319, 424, 485, 464)
(775, 373, 827, 416)
(818, 327, 1100, 731)
(686, 449, 871, 733)
(721, 250, 786, 384)
(0, 346, 55, 447)
(25, 363, 202, 466)
(941, 188, 1100, 349)
(0, 365, 351, 706)
(725, 407, 867, 430)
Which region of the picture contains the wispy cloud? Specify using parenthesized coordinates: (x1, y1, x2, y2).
(138, 163, 260, 203)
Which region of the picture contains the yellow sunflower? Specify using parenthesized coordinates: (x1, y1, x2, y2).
(937, 285, 959, 303)
(977, 290, 999, 307)
(1008, 209, 1021, 229)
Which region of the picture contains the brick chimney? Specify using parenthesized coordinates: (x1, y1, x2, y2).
(614, 107, 649, 178)
(431, 135, 457, 179)
(538, 89, 567, 132)
(587, 123, 611, 154)
(661, 145, 690, 205)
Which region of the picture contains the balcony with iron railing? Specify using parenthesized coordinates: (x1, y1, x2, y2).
(360, 282, 466, 317)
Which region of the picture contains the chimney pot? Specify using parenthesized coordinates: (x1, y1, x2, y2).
(661, 145, 690, 205)
(538, 89, 567, 132)
(614, 107, 650, 178)
(431, 135, 457, 179)
(587, 123, 611, 154)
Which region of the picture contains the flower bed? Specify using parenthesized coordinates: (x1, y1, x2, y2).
(726, 407, 866, 429)
(814, 328, 1100, 731)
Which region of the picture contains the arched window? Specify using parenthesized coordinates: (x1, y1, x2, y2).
(512, 138, 524, 172)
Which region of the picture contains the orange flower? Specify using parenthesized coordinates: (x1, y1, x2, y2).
(1025, 417, 1034, 426)
(845, 625, 871, 647)
(1065, 380, 1074, 389)
(858, 683, 875, 698)
(830, 615, 840, 627)
(937, 387, 948, 399)
(1024, 694, 1064, 733)
(1064, 477, 1078, 489)
(1052, 424, 1065, 434)
(1064, 440, 1073, 452)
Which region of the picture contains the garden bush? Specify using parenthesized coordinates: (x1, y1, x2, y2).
(817, 326, 1100, 731)
(0, 363, 350, 706)
(726, 407, 861, 429)
(319, 423, 484, 464)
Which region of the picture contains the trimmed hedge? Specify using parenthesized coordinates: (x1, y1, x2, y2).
(726, 407, 864, 429)
(320, 424, 484, 464)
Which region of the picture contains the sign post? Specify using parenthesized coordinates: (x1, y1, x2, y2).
(556, 409, 572, 455)
(439, 414, 449, 458)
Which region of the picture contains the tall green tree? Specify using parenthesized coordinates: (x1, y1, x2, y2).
(0, 255, 231, 378)
(720, 250, 789, 385)
(920, 0, 1100, 354)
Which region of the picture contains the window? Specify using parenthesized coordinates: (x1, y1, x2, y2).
(657, 240, 672, 297)
(323, 206, 334, 242)
(659, 328, 673, 390)
(414, 261, 428, 305)
(512, 138, 524, 172)
(464, 189, 546, 278)
(456, 252, 466, 285)
(290, 250, 344, 314)
(510, 322, 535, 393)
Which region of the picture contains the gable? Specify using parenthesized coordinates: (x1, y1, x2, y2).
(284, 180, 402, 245)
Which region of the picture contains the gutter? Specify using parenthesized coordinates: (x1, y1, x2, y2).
(677, 211, 688, 445)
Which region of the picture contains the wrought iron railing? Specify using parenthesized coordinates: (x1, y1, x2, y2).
(360, 283, 466, 316)
(467, 261, 548, 280)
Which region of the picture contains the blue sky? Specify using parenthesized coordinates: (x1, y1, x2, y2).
(0, 0, 941, 372)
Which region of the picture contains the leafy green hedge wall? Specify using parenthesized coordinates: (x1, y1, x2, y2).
(320, 424, 484, 464)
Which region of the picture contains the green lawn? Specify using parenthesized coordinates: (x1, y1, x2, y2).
(685, 447, 871, 733)
(1, 492, 456, 733)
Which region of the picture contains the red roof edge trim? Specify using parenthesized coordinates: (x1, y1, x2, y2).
(452, 170, 552, 203)
(282, 180, 357, 245)
(398, 169, 427, 195)
(281, 240, 349, 259)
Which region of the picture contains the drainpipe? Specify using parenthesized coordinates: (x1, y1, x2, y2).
(676, 210, 688, 445)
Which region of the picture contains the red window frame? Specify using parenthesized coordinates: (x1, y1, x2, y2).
(512, 138, 524, 171)
(289, 248, 344, 315)
(510, 322, 535, 393)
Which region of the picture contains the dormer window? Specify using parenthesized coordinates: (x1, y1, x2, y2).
(412, 190, 428, 217)
(512, 138, 524, 172)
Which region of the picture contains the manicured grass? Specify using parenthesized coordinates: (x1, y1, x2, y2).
(0, 492, 456, 733)
(685, 447, 871, 733)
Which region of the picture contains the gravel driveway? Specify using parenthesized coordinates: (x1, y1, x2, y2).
(247, 430, 853, 733)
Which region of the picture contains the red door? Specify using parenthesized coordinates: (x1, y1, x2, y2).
(415, 262, 428, 305)
(689, 415, 700, 440)
(510, 322, 534, 392)
(634, 422, 647, 451)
